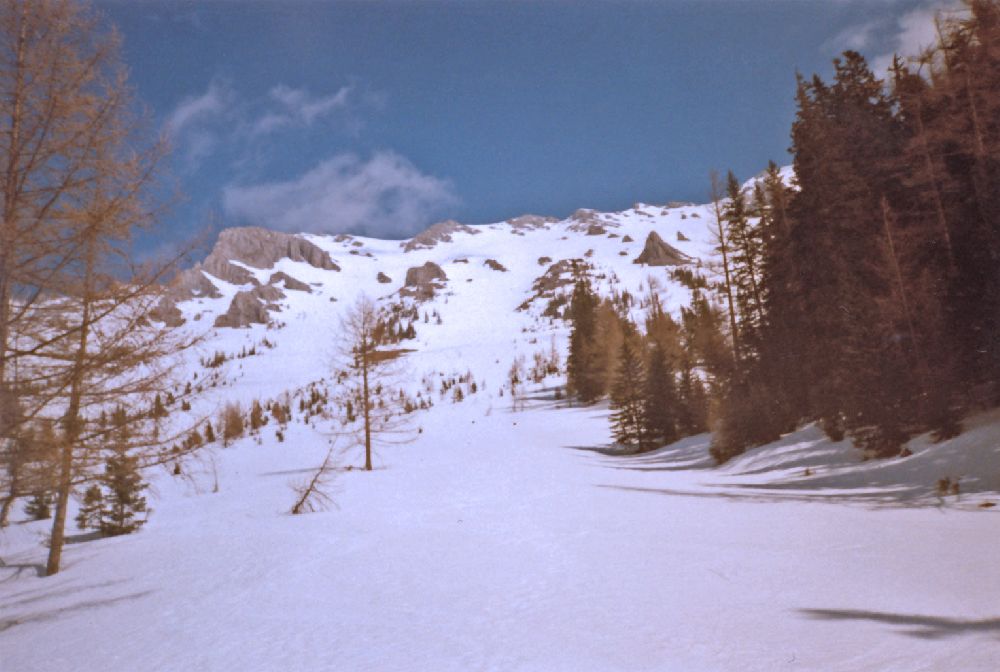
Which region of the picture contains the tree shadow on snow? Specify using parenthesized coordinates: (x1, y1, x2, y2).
(798, 608, 1000, 640)
(0, 589, 154, 634)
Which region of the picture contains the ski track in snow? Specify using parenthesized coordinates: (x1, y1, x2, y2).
(3, 188, 1000, 671)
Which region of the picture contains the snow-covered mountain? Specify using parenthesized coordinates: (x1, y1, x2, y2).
(4, 173, 1000, 672)
(159, 197, 718, 415)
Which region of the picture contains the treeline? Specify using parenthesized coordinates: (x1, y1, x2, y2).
(567, 278, 717, 450)
(572, 1, 1000, 461)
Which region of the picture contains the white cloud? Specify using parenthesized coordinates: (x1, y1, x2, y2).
(249, 85, 353, 136)
(222, 151, 458, 238)
(165, 80, 230, 137)
(871, 1, 962, 74)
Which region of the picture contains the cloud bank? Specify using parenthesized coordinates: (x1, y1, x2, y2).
(222, 151, 458, 239)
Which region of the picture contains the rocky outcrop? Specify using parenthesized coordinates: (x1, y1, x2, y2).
(377, 271, 392, 284)
(586, 223, 607, 236)
(205, 227, 339, 282)
(402, 262, 448, 299)
(566, 209, 618, 233)
(507, 214, 557, 232)
(268, 271, 311, 292)
(484, 259, 507, 272)
(156, 227, 339, 326)
(402, 220, 480, 252)
(149, 297, 185, 327)
(213, 291, 271, 328)
(633, 231, 692, 266)
(677, 231, 691, 242)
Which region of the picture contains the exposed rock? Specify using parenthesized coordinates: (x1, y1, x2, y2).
(252, 284, 285, 303)
(333, 233, 353, 243)
(454, 258, 469, 264)
(484, 259, 507, 272)
(171, 268, 223, 300)
(377, 271, 392, 284)
(402, 220, 480, 252)
(622, 235, 634, 243)
(666, 200, 695, 208)
(213, 291, 271, 328)
(507, 214, 557, 231)
(633, 231, 693, 266)
(677, 231, 691, 242)
(149, 297, 185, 327)
(532, 259, 582, 294)
(586, 223, 607, 236)
(268, 271, 311, 292)
(204, 227, 339, 284)
(537, 256, 552, 266)
(402, 261, 448, 299)
(607, 232, 619, 239)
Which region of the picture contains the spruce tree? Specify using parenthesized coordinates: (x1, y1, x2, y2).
(100, 447, 148, 536)
(567, 279, 604, 402)
(643, 344, 679, 446)
(609, 325, 650, 451)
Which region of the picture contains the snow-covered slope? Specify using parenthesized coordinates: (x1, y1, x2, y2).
(3, 183, 999, 672)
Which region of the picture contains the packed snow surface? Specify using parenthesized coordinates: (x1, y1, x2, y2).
(2, 193, 999, 671)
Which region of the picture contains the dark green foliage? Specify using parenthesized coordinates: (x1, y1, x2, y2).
(75, 485, 103, 531)
(643, 344, 678, 446)
(609, 326, 651, 450)
(566, 279, 604, 402)
(99, 448, 148, 536)
(24, 491, 52, 520)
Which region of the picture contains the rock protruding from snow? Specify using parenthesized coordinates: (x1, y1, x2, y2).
(213, 291, 272, 328)
(402, 220, 479, 252)
(633, 231, 692, 266)
(507, 214, 557, 232)
(377, 271, 392, 284)
(402, 262, 448, 299)
(268, 271, 311, 292)
(205, 227, 339, 283)
(586, 223, 607, 236)
(484, 259, 507, 272)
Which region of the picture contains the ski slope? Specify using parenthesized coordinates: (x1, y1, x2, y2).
(2, 182, 999, 671)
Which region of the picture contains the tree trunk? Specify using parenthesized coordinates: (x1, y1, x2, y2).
(362, 334, 372, 472)
(46, 234, 94, 576)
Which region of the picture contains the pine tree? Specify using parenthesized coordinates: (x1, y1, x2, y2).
(643, 344, 679, 446)
(609, 325, 650, 451)
(566, 279, 604, 402)
(98, 447, 148, 536)
(75, 485, 104, 531)
(24, 491, 52, 520)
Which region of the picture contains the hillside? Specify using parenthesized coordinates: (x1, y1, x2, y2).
(3, 181, 1000, 672)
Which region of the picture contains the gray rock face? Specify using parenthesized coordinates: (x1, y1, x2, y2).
(402, 220, 480, 252)
(269, 271, 311, 292)
(402, 261, 448, 299)
(565, 208, 618, 233)
(157, 227, 339, 326)
(149, 297, 185, 327)
(213, 291, 271, 328)
(507, 214, 557, 231)
(633, 231, 692, 266)
(205, 227, 339, 282)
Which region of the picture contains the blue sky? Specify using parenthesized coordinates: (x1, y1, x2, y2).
(95, 0, 953, 249)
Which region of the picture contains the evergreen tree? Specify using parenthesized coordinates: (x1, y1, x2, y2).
(99, 447, 148, 536)
(74, 485, 103, 531)
(609, 325, 650, 451)
(566, 279, 604, 402)
(24, 491, 52, 520)
(643, 344, 679, 446)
